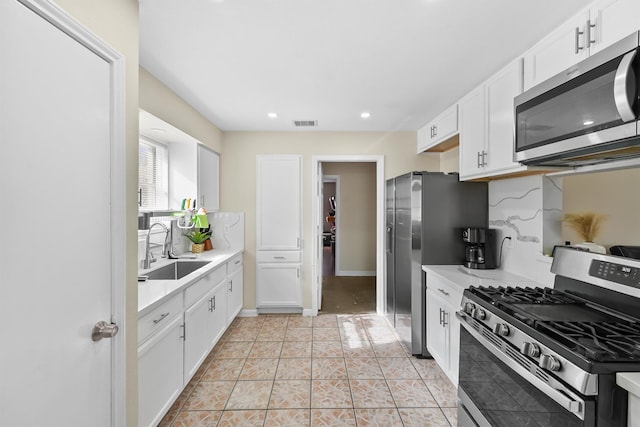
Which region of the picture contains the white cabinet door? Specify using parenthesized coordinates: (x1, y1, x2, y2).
(417, 104, 458, 153)
(227, 266, 244, 323)
(523, 12, 590, 90)
(198, 145, 220, 211)
(211, 284, 228, 343)
(257, 263, 302, 308)
(183, 291, 214, 383)
(138, 316, 184, 427)
(485, 58, 524, 173)
(459, 85, 487, 178)
(426, 288, 449, 374)
(590, 0, 640, 54)
(257, 155, 302, 250)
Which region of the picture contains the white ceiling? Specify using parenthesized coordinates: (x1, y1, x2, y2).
(139, 0, 592, 132)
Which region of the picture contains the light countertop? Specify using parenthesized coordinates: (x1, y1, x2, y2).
(422, 265, 545, 293)
(138, 248, 243, 316)
(617, 372, 640, 397)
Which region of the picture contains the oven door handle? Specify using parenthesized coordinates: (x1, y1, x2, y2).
(613, 49, 638, 122)
(456, 311, 586, 420)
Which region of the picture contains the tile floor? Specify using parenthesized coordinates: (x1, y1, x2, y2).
(159, 314, 458, 426)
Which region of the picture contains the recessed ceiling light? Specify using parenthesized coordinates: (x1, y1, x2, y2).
(360, 112, 371, 119)
(267, 112, 279, 119)
(583, 119, 594, 126)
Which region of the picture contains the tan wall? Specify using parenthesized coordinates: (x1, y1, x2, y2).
(140, 67, 223, 154)
(562, 168, 640, 249)
(53, 1, 139, 425)
(322, 163, 377, 274)
(439, 146, 460, 174)
(221, 131, 439, 309)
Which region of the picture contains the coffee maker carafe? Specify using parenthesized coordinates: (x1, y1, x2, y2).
(462, 227, 496, 269)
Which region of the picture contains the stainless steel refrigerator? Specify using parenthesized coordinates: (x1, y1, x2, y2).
(385, 172, 487, 357)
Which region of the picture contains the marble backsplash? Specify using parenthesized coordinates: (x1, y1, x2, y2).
(488, 175, 563, 286)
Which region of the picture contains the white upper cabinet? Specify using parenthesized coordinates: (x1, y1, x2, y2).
(417, 104, 459, 153)
(524, 0, 640, 90)
(459, 59, 527, 180)
(256, 155, 302, 251)
(197, 145, 220, 212)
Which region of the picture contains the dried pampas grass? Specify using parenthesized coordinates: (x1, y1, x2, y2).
(563, 212, 607, 242)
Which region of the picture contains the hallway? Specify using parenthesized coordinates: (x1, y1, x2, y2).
(159, 314, 458, 426)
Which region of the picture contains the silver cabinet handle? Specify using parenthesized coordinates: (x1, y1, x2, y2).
(229, 279, 233, 292)
(274, 256, 286, 259)
(297, 268, 300, 279)
(439, 308, 443, 325)
(297, 237, 301, 248)
(180, 323, 185, 340)
(152, 312, 170, 324)
(208, 297, 213, 312)
(442, 311, 449, 327)
(213, 295, 216, 310)
(234, 260, 241, 265)
(614, 49, 638, 122)
(438, 288, 450, 296)
(91, 321, 119, 341)
(575, 26, 584, 54)
(586, 19, 596, 48)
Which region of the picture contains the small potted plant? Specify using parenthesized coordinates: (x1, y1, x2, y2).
(563, 212, 607, 254)
(185, 230, 212, 253)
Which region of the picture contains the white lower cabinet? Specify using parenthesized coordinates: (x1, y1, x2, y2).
(256, 262, 302, 309)
(227, 255, 244, 323)
(426, 275, 463, 387)
(138, 315, 184, 427)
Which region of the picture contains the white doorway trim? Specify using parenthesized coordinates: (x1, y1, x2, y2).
(19, 1, 127, 425)
(311, 155, 385, 316)
(322, 175, 340, 275)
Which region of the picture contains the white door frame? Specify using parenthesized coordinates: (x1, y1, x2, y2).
(21, 1, 127, 424)
(322, 175, 340, 275)
(311, 155, 385, 316)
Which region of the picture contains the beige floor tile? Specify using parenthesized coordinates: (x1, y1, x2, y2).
(281, 341, 313, 358)
(171, 410, 222, 427)
(410, 358, 448, 380)
(425, 378, 458, 408)
(387, 379, 438, 407)
(217, 410, 266, 426)
(239, 358, 279, 380)
(285, 327, 313, 341)
(339, 326, 369, 342)
(349, 379, 395, 408)
(312, 328, 341, 341)
(311, 379, 353, 408)
(398, 408, 452, 427)
(288, 316, 313, 328)
(344, 357, 384, 379)
(268, 380, 311, 409)
(224, 326, 260, 341)
(313, 314, 339, 328)
(441, 407, 458, 426)
(371, 342, 409, 358)
(215, 341, 253, 359)
(264, 409, 311, 426)
(336, 315, 364, 327)
(310, 408, 357, 426)
(276, 358, 312, 380)
(256, 327, 286, 341)
(182, 381, 235, 411)
(231, 316, 266, 329)
(248, 341, 283, 358)
(202, 358, 244, 381)
(263, 316, 290, 328)
(312, 341, 344, 358)
(377, 357, 421, 379)
(341, 341, 375, 358)
(354, 408, 404, 427)
(312, 358, 347, 379)
(366, 326, 398, 342)
(226, 380, 274, 410)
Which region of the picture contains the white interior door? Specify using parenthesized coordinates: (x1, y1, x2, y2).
(0, 1, 124, 426)
(317, 162, 324, 310)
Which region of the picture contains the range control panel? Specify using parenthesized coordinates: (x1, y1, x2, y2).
(589, 260, 640, 288)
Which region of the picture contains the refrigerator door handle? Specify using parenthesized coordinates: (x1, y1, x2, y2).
(386, 226, 393, 253)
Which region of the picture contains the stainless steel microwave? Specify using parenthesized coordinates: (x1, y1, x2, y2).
(514, 31, 640, 167)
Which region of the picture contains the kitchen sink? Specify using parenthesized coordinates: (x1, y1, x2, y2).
(146, 261, 210, 280)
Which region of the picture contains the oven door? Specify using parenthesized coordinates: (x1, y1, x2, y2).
(456, 312, 593, 427)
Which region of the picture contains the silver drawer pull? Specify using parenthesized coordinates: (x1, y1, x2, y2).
(274, 256, 286, 259)
(234, 260, 241, 265)
(153, 312, 170, 324)
(438, 288, 450, 296)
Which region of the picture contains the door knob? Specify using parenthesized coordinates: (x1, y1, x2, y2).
(92, 321, 119, 341)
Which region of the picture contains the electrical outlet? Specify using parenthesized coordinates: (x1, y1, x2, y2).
(505, 234, 514, 249)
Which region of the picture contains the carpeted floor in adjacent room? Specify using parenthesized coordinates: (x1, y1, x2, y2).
(320, 276, 376, 314)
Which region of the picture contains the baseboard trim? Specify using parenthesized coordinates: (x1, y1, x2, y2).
(336, 270, 376, 277)
(303, 308, 317, 317)
(257, 307, 303, 315)
(239, 309, 258, 317)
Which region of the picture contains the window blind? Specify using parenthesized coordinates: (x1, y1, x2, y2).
(138, 138, 168, 210)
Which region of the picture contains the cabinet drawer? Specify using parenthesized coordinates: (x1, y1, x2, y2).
(138, 293, 183, 344)
(227, 254, 243, 274)
(184, 265, 226, 308)
(257, 251, 301, 263)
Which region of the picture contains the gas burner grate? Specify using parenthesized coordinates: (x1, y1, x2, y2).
(472, 285, 578, 305)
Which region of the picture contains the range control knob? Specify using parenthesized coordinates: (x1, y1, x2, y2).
(492, 323, 510, 336)
(471, 307, 486, 320)
(464, 302, 476, 314)
(539, 354, 561, 371)
(521, 342, 541, 358)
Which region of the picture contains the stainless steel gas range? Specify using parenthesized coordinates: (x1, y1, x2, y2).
(456, 247, 640, 427)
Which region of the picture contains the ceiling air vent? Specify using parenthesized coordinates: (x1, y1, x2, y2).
(293, 120, 318, 127)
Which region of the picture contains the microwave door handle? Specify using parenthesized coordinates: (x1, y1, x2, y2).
(613, 49, 638, 122)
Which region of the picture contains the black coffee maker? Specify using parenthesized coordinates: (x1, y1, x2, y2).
(462, 227, 497, 269)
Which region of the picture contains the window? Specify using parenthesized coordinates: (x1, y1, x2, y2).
(138, 137, 168, 210)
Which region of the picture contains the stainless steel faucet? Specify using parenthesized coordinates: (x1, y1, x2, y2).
(143, 222, 169, 269)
